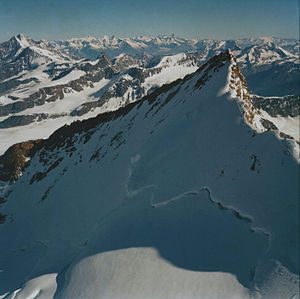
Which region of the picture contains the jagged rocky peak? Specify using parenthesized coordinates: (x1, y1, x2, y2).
(0, 34, 35, 60)
(112, 53, 140, 72)
(0, 49, 297, 182)
(221, 51, 264, 131)
(2, 33, 72, 62)
(13, 33, 32, 45)
(0, 34, 73, 82)
(96, 51, 113, 67)
(214, 40, 241, 54)
(0, 35, 23, 61)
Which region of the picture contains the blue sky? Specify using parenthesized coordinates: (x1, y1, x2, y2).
(0, 0, 298, 41)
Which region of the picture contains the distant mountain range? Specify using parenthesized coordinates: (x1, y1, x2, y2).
(39, 34, 299, 58)
(44, 35, 299, 97)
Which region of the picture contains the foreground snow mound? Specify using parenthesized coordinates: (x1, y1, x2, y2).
(0, 51, 298, 298)
(59, 248, 250, 299)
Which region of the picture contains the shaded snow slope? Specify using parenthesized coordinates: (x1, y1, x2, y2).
(0, 52, 298, 298)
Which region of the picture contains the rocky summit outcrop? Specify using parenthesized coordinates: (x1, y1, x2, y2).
(0, 139, 43, 182)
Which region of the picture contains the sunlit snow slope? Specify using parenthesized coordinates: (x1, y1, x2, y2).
(0, 51, 298, 298)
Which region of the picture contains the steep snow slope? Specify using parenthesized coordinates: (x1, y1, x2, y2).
(0, 52, 298, 298)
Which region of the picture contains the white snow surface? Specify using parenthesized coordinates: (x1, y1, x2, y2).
(155, 53, 188, 67)
(3, 274, 57, 299)
(0, 97, 14, 106)
(142, 62, 198, 94)
(0, 56, 298, 298)
(0, 78, 111, 155)
(43, 69, 86, 86)
(59, 247, 250, 299)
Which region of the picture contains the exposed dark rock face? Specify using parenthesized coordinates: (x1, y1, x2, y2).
(261, 119, 278, 131)
(0, 77, 39, 94)
(0, 140, 43, 182)
(0, 114, 48, 128)
(0, 47, 39, 81)
(0, 113, 66, 128)
(251, 95, 300, 117)
(112, 54, 141, 72)
(77, 52, 117, 72)
(0, 35, 23, 62)
(1, 45, 200, 128)
(279, 132, 294, 140)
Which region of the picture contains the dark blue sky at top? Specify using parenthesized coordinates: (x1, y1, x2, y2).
(0, 0, 298, 42)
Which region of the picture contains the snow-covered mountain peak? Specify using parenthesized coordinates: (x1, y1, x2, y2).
(155, 53, 189, 67)
(112, 53, 141, 72)
(3, 34, 69, 63)
(95, 51, 113, 67)
(13, 33, 32, 48)
(0, 34, 74, 83)
(238, 42, 296, 66)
